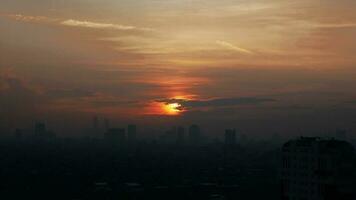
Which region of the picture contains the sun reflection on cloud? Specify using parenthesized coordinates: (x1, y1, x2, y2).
(145, 95, 194, 116)
(162, 102, 183, 115)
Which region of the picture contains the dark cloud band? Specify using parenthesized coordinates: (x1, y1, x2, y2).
(157, 97, 275, 108)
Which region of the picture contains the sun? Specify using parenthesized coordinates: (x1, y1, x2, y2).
(146, 95, 192, 116)
(163, 102, 183, 115)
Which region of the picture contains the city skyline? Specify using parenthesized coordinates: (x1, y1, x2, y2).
(1, 1, 356, 199)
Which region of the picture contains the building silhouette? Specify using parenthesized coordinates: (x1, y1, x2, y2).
(105, 128, 126, 146)
(34, 122, 46, 137)
(14, 128, 23, 140)
(161, 127, 179, 144)
(281, 137, 356, 200)
(104, 118, 110, 131)
(224, 129, 237, 146)
(91, 116, 100, 138)
(176, 126, 185, 145)
(33, 122, 56, 141)
(188, 124, 201, 145)
(127, 124, 137, 145)
(93, 116, 99, 129)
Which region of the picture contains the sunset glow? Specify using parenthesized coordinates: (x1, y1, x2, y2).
(1, 1, 356, 197)
(163, 102, 183, 116)
(1, 0, 356, 132)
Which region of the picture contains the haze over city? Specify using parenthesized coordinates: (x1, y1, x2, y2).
(1, 0, 356, 137)
(1, 1, 356, 200)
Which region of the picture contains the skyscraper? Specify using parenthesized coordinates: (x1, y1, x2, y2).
(127, 124, 137, 144)
(105, 128, 126, 146)
(176, 126, 185, 145)
(281, 137, 356, 200)
(33, 122, 55, 140)
(14, 128, 23, 140)
(104, 118, 110, 131)
(91, 116, 100, 138)
(189, 124, 201, 145)
(93, 116, 99, 130)
(34, 122, 46, 137)
(224, 129, 237, 146)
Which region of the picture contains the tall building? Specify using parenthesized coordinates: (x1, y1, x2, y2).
(104, 118, 110, 131)
(161, 127, 178, 144)
(176, 126, 185, 144)
(14, 128, 23, 140)
(188, 124, 201, 145)
(105, 128, 126, 145)
(281, 137, 356, 200)
(33, 122, 55, 140)
(93, 116, 99, 130)
(224, 129, 236, 146)
(34, 122, 46, 137)
(127, 124, 137, 144)
(92, 116, 99, 138)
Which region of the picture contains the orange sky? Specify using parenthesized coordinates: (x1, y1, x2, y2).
(1, 0, 356, 133)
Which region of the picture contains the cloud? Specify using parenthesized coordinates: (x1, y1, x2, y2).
(315, 23, 356, 29)
(346, 100, 356, 105)
(216, 40, 254, 54)
(45, 89, 95, 99)
(60, 19, 154, 32)
(1, 14, 154, 32)
(3, 14, 54, 23)
(0, 71, 42, 115)
(158, 97, 275, 108)
(90, 99, 139, 107)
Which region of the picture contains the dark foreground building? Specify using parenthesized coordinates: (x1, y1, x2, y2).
(281, 137, 356, 200)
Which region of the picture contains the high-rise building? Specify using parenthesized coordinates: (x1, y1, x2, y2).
(189, 124, 201, 145)
(91, 116, 101, 138)
(127, 124, 137, 144)
(14, 128, 23, 140)
(104, 118, 110, 131)
(281, 137, 356, 200)
(34, 122, 46, 137)
(224, 129, 236, 146)
(161, 127, 178, 144)
(33, 122, 55, 140)
(93, 116, 99, 130)
(176, 126, 185, 144)
(105, 128, 126, 145)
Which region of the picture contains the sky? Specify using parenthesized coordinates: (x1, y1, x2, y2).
(1, 0, 356, 137)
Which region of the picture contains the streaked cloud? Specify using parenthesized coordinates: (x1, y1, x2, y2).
(315, 23, 356, 29)
(45, 89, 95, 99)
(216, 40, 254, 54)
(1, 14, 154, 32)
(158, 97, 275, 109)
(2, 14, 55, 23)
(0, 71, 43, 115)
(61, 19, 154, 32)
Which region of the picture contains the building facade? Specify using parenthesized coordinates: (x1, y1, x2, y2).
(281, 137, 355, 200)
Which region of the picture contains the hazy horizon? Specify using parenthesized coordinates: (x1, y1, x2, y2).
(1, 0, 356, 137)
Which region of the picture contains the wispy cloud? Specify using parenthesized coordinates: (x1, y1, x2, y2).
(346, 100, 356, 105)
(61, 19, 154, 32)
(3, 14, 54, 23)
(315, 23, 356, 29)
(1, 14, 154, 32)
(216, 40, 254, 54)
